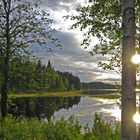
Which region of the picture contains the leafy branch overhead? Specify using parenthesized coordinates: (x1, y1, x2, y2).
(66, 0, 140, 73)
(0, 0, 60, 58)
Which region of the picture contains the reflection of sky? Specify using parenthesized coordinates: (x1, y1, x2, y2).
(101, 108, 121, 121)
(30, 0, 121, 83)
(53, 96, 121, 127)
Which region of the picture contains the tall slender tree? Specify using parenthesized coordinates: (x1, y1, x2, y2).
(0, 0, 58, 118)
(122, 0, 136, 139)
(47, 60, 53, 70)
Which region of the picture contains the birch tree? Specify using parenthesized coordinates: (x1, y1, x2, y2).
(122, 0, 136, 139)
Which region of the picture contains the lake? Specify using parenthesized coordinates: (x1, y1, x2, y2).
(8, 96, 121, 127)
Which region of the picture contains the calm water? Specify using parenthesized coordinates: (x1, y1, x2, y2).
(8, 96, 121, 127)
(53, 97, 121, 127)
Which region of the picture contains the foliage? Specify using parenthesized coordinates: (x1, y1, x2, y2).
(66, 0, 140, 74)
(42, 117, 82, 140)
(0, 0, 59, 57)
(0, 0, 60, 117)
(8, 58, 81, 93)
(91, 113, 120, 140)
(83, 113, 120, 140)
(0, 113, 120, 140)
(66, 0, 122, 73)
(9, 91, 83, 98)
(57, 71, 81, 91)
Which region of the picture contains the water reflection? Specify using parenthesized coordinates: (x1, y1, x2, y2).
(95, 98, 121, 120)
(53, 97, 121, 127)
(8, 96, 81, 120)
(8, 96, 121, 127)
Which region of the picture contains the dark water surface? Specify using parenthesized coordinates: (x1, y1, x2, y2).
(8, 96, 121, 127)
(8, 96, 81, 120)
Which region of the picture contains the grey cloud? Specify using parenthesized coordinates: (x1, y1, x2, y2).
(40, 53, 119, 82)
(99, 77, 121, 83)
(41, 0, 75, 11)
(76, 70, 102, 75)
(30, 0, 121, 83)
(54, 31, 109, 63)
(30, 29, 119, 82)
(76, 73, 100, 82)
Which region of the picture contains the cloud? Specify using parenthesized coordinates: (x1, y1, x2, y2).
(41, 0, 87, 11)
(41, 0, 73, 11)
(95, 73, 121, 83)
(31, 0, 121, 83)
(32, 29, 120, 82)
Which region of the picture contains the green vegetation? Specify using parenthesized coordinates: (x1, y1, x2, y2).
(0, 0, 61, 118)
(9, 91, 83, 98)
(66, 0, 122, 74)
(8, 91, 121, 99)
(0, 113, 120, 140)
(7, 58, 81, 93)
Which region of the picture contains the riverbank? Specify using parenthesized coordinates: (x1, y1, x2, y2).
(9, 91, 82, 98)
(8, 91, 121, 99)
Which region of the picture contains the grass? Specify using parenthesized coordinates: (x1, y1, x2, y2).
(9, 91, 83, 98)
(8, 90, 121, 99)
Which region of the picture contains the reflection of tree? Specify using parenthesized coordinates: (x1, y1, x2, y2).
(8, 96, 81, 120)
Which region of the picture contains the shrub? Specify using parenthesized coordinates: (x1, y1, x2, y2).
(85, 113, 121, 140)
(0, 114, 120, 140)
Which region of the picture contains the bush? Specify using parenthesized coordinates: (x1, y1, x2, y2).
(0, 114, 120, 140)
(82, 113, 121, 140)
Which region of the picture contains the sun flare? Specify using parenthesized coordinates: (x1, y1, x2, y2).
(131, 54, 140, 64)
(133, 111, 140, 124)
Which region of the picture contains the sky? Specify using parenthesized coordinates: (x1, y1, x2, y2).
(35, 0, 121, 83)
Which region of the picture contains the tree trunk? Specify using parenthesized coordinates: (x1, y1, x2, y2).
(0, 0, 11, 119)
(1, 57, 9, 118)
(122, 0, 136, 140)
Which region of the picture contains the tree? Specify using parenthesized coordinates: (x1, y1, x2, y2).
(122, 0, 136, 139)
(66, 0, 122, 74)
(58, 76, 65, 91)
(34, 59, 44, 90)
(67, 0, 139, 139)
(0, 0, 58, 118)
(47, 60, 53, 70)
(9, 58, 39, 92)
(66, 0, 140, 73)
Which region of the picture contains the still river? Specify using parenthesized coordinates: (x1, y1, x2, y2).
(8, 96, 121, 127)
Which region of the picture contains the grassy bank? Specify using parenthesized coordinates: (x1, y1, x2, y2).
(8, 91, 121, 99)
(8, 91, 83, 98)
(0, 113, 120, 140)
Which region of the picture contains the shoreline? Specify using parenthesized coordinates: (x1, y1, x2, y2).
(8, 90, 121, 99)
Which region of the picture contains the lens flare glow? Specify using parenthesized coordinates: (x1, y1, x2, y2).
(131, 54, 140, 64)
(133, 111, 140, 124)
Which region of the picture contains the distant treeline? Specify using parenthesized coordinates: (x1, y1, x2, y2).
(0, 58, 81, 93)
(82, 82, 116, 90)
